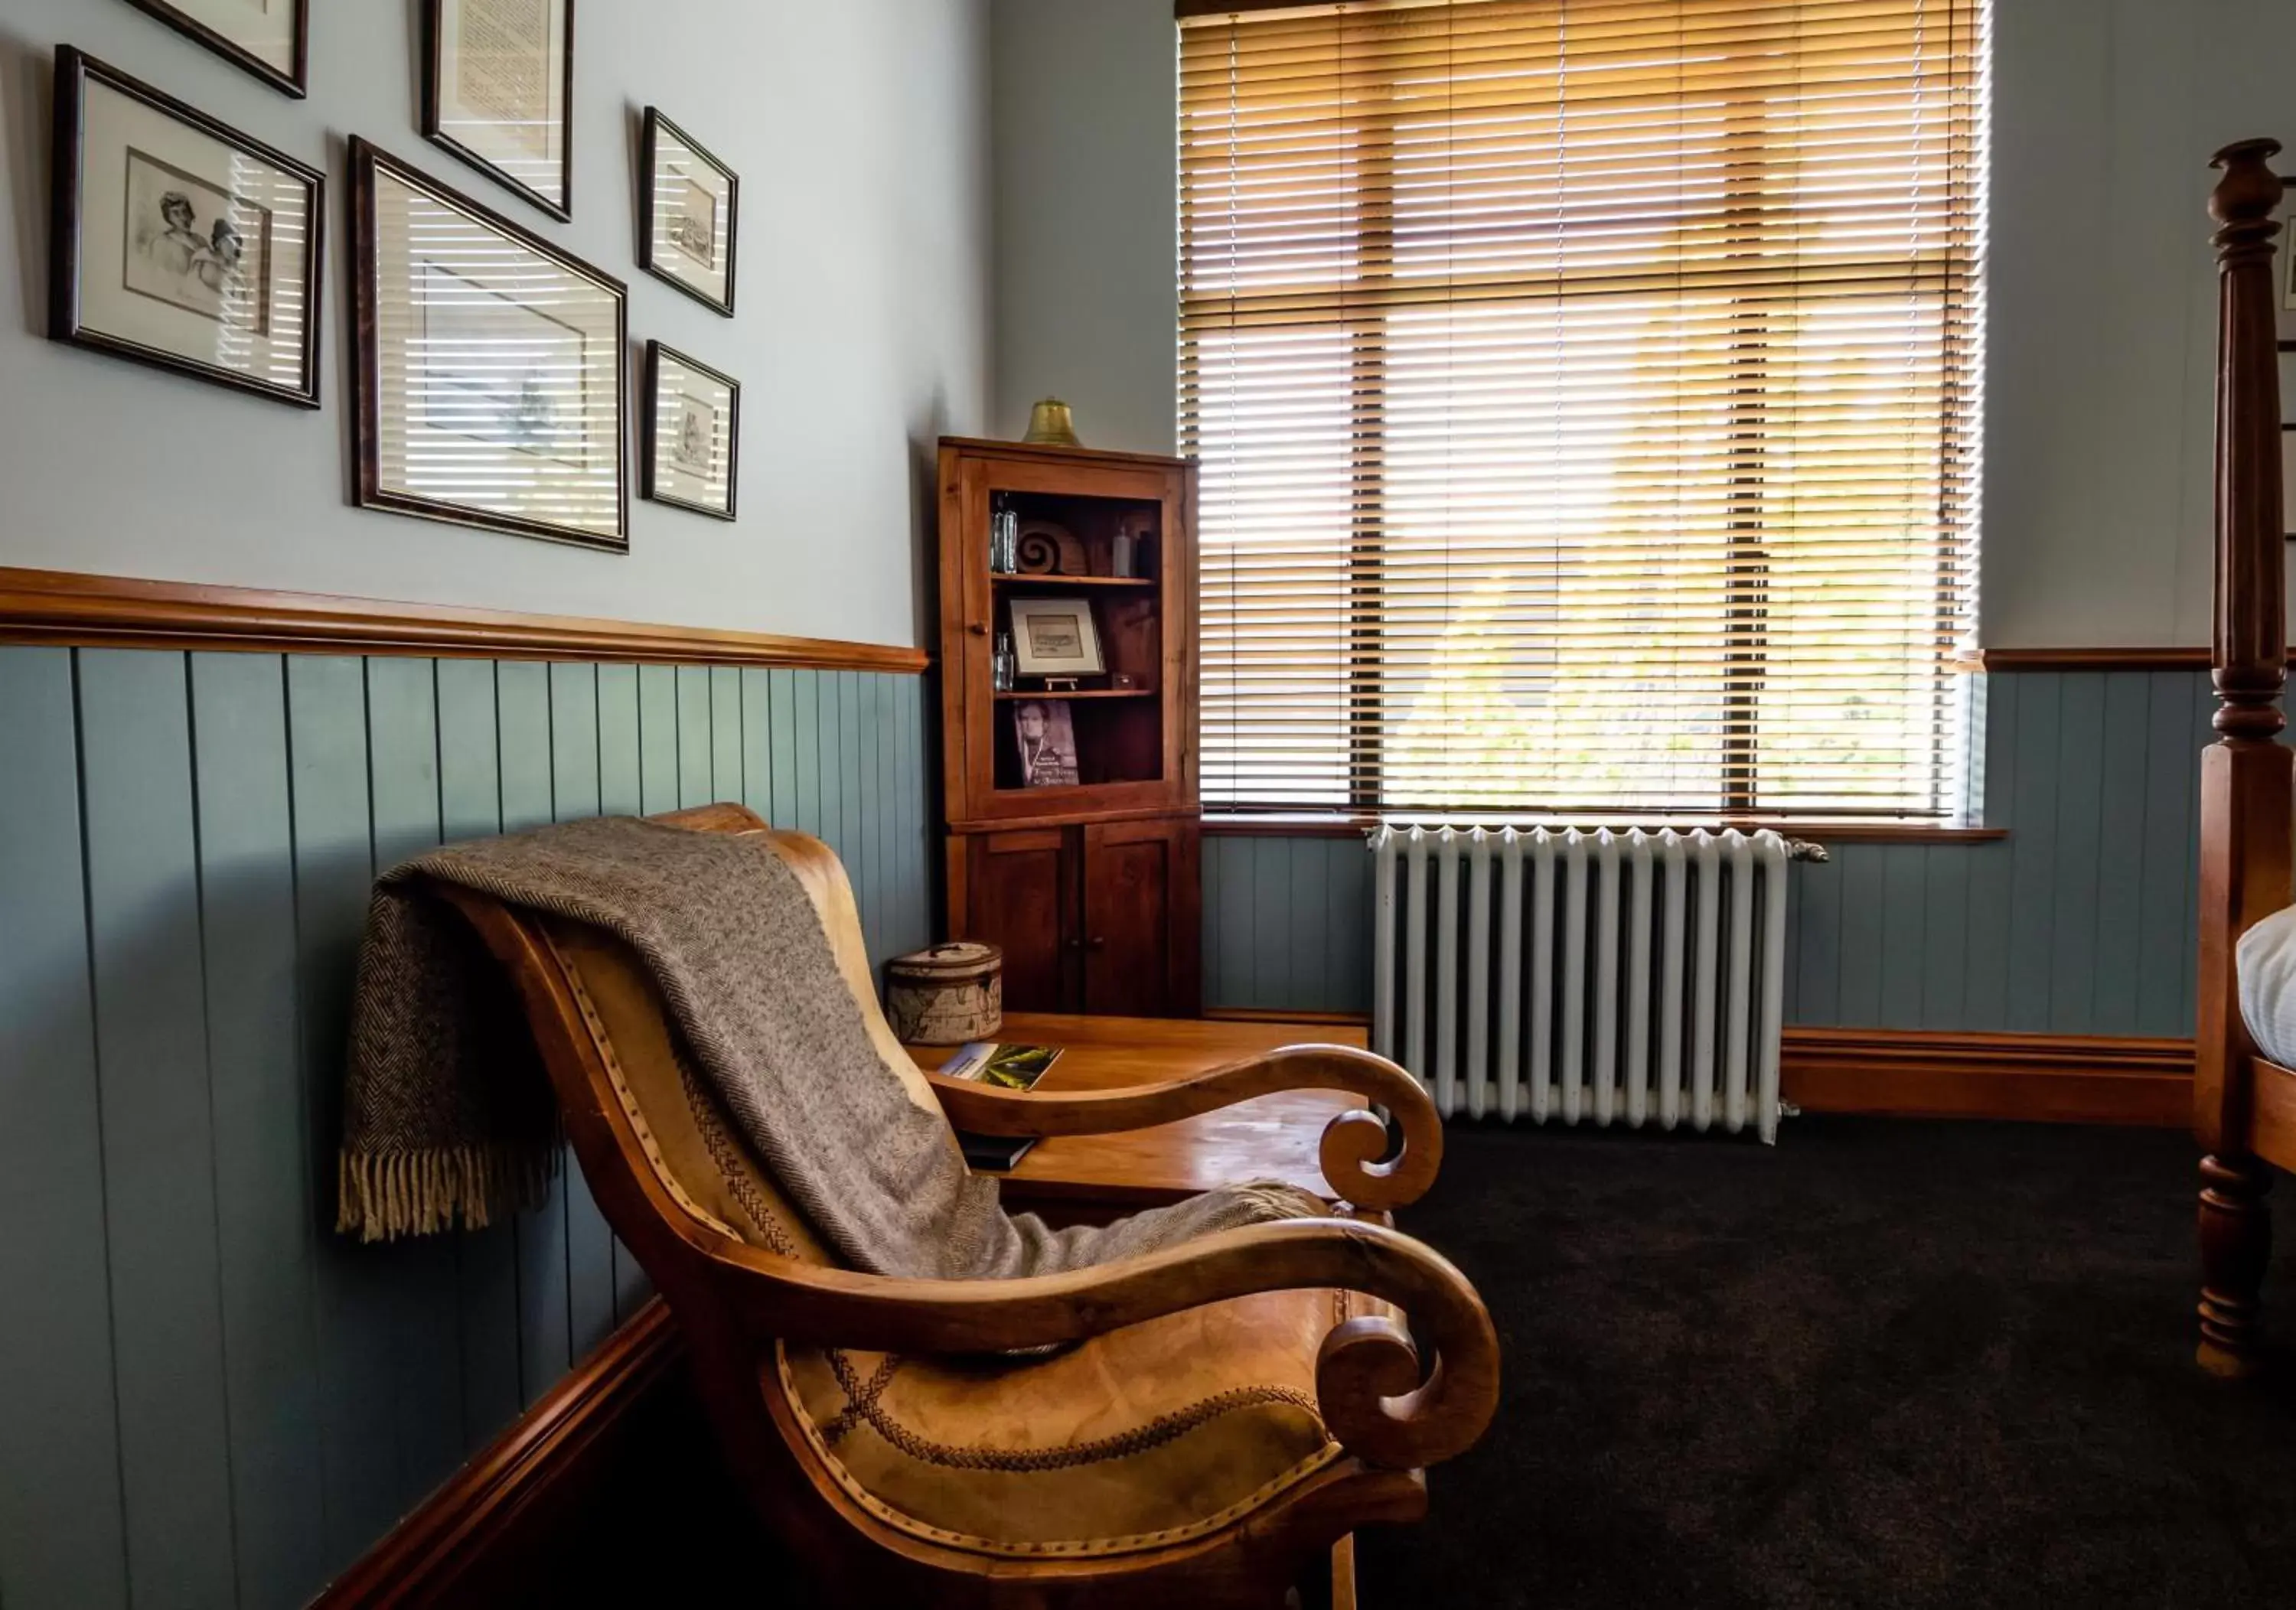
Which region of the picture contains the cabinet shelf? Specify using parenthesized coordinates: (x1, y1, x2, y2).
(993, 688, 1156, 701)
(989, 572, 1156, 588)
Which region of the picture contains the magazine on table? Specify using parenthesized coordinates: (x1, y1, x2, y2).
(938, 1041, 1064, 1170)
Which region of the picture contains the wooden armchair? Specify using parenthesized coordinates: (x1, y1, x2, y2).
(433, 802, 1498, 1606)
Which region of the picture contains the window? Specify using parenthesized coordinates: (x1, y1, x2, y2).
(1179, 0, 1987, 822)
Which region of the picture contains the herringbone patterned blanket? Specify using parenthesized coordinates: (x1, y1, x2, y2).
(337, 816, 1322, 1279)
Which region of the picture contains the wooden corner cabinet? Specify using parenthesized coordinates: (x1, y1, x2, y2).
(936, 437, 1202, 1016)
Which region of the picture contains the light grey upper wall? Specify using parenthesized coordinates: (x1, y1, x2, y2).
(0, 0, 990, 648)
(990, 0, 1175, 454)
(987, 0, 2296, 648)
(1983, 0, 2296, 649)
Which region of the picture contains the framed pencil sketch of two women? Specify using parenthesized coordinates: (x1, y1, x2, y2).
(49, 47, 324, 407)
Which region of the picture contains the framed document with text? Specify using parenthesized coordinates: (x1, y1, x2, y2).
(350, 139, 625, 550)
(124, 0, 309, 97)
(422, 0, 574, 220)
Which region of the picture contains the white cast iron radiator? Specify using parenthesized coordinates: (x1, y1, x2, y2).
(1370, 825, 1790, 1142)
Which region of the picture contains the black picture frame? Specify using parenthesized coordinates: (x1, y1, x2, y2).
(349, 137, 628, 552)
(49, 45, 325, 408)
(641, 340, 740, 521)
(122, 0, 309, 97)
(638, 107, 739, 317)
(421, 0, 576, 222)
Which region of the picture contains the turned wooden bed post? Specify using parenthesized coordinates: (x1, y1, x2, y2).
(2196, 139, 2290, 1379)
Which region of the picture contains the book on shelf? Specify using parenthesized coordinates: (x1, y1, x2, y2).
(938, 1041, 1064, 1171)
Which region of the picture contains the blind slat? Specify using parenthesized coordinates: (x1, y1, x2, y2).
(1180, 0, 1986, 822)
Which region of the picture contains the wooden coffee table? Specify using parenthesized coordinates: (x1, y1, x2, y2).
(906, 1012, 1370, 1211)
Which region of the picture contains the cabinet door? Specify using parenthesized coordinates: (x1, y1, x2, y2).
(960, 829, 1074, 1011)
(1080, 818, 1201, 1018)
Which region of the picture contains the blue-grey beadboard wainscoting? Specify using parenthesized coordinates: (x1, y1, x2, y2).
(1205, 669, 2216, 1042)
(0, 647, 931, 1610)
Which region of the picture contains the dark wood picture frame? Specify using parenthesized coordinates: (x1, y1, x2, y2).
(638, 107, 738, 317)
(348, 137, 628, 552)
(641, 341, 740, 521)
(122, 0, 310, 97)
(49, 45, 325, 408)
(421, 0, 576, 222)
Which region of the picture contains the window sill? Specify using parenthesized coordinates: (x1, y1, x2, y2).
(1199, 814, 2008, 846)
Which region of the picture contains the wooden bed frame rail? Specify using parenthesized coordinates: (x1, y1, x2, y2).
(2196, 139, 2291, 1377)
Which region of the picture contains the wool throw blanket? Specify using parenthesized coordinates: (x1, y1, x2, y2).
(338, 816, 1323, 1281)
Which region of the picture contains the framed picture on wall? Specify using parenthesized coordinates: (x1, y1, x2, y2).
(49, 47, 323, 407)
(349, 138, 626, 550)
(639, 108, 738, 316)
(643, 341, 739, 520)
(422, 0, 575, 220)
(122, 0, 309, 96)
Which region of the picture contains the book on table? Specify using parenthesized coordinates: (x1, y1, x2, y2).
(938, 1041, 1063, 1170)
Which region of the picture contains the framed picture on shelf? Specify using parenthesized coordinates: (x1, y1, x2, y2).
(643, 341, 739, 520)
(349, 137, 626, 551)
(1007, 596, 1104, 676)
(1013, 700, 1080, 789)
(49, 47, 323, 406)
(422, 0, 574, 220)
(124, 0, 308, 96)
(640, 108, 738, 315)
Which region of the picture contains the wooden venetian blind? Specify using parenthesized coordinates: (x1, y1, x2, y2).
(1180, 0, 1986, 820)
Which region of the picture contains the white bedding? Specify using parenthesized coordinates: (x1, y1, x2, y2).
(2239, 902, 2296, 1065)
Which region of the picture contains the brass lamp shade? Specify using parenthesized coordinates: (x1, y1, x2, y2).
(1022, 398, 1082, 447)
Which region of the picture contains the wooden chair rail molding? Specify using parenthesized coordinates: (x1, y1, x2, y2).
(1975, 647, 2296, 671)
(0, 565, 928, 673)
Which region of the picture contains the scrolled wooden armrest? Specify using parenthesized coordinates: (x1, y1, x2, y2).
(928, 1044, 1441, 1211)
(704, 1215, 1499, 1471)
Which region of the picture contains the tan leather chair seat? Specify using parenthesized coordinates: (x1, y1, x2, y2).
(778, 1286, 1378, 1558)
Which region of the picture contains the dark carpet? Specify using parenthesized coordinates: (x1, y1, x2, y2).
(1358, 1116, 2296, 1610)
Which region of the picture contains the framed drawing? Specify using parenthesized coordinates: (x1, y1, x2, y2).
(1007, 597, 1105, 677)
(639, 108, 738, 315)
(643, 341, 739, 520)
(422, 0, 574, 220)
(123, 0, 309, 96)
(349, 138, 625, 550)
(49, 47, 322, 406)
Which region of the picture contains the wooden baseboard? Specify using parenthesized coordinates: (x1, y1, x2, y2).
(1781, 1028, 2193, 1126)
(311, 1299, 684, 1608)
(1196, 1015, 2196, 1128)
